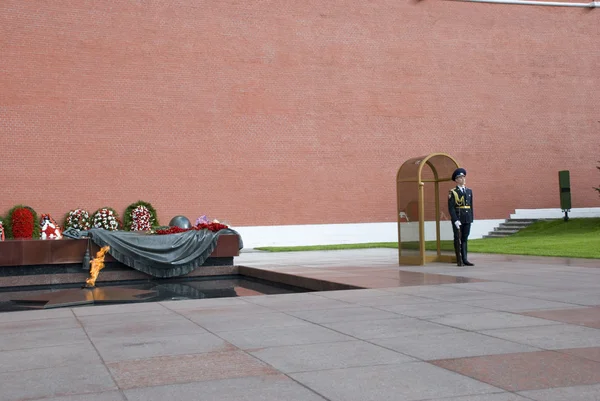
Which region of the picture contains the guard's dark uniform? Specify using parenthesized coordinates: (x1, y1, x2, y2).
(448, 168, 474, 266)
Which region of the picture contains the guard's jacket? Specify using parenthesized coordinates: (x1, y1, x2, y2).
(448, 186, 474, 224)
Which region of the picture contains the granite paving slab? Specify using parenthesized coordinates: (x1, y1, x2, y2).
(455, 296, 583, 312)
(91, 332, 235, 362)
(26, 392, 126, 401)
(0, 364, 117, 401)
(376, 301, 490, 318)
(107, 350, 279, 389)
(556, 346, 600, 363)
(0, 327, 89, 351)
(123, 375, 328, 401)
(432, 350, 600, 391)
(322, 317, 462, 340)
(521, 306, 600, 328)
(215, 324, 354, 349)
(249, 340, 415, 373)
(371, 331, 540, 360)
(286, 306, 400, 324)
(0, 342, 102, 373)
(519, 383, 600, 401)
(480, 324, 600, 349)
(290, 362, 501, 401)
(185, 311, 308, 332)
(429, 311, 559, 331)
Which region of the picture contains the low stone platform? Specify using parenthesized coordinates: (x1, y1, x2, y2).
(0, 234, 241, 288)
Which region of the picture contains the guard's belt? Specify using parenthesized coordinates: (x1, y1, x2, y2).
(456, 206, 471, 209)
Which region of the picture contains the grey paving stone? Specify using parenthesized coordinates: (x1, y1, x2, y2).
(173, 302, 275, 317)
(0, 316, 80, 334)
(456, 296, 583, 312)
(159, 297, 253, 311)
(349, 294, 434, 307)
(429, 312, 559, 331)
(83, 315, 207, 340)
(287, 306, 400, 324)
(314, 289, 394, 300)
(107, 350, 279, 389)
(0, 327, 89, 351)
(441, 282, 543, 294)
(480, 324, 600, 349)
(322, 317, 460, 340)
(371, 331, 540, 360)
(216, 324, 354, 349)
(519, 289, 600, 306)
(0, 364, 116, 401)
(187, 311, 307, 332)
(0, 308, 74, 322)
(77, 309, 178, 327)
(91, 332, 235, 362)
(377, 302, 490, 318)
(124, 375, 327, 401)
(32, 392, 125, 401)
(425, 393, 531, 400)
(290, 362, 501, 401)
(244, 297, 353, 312)
(72, 301, 168, 316)
(0, 342, 102, 373)
(250, 340, 415, 373)
(519, 384, 600, 400)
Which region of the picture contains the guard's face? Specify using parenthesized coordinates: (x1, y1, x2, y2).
(455, 176, 466, 186)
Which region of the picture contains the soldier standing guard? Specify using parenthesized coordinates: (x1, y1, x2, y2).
(448, 168, 474, 266)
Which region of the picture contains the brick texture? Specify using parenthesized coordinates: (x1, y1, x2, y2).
(1, 0, 598, 226)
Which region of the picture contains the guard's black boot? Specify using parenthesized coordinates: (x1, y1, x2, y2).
(461, 242, 472, 266)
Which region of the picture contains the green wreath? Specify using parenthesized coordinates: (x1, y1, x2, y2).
(91, 207, 122, 231)
(123, 200, 160, 231)
(5, 205, 40, 239)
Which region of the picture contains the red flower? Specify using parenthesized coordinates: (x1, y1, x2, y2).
(12, 208, 35, 239)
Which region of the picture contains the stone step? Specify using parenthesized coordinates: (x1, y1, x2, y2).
(491, 229, 520, 235)
(497, 224, 530, 230)
(483, 217, 538, 239)
(500, 221, 535, 227)
(483, 232, 516, 238)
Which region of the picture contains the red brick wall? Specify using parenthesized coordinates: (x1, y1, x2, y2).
(1, 0, 598, 226)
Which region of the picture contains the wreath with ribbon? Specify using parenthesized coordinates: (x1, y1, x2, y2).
(64, 208, 92, 231)
(123, 201, 159, 231)
(92, 207, 122, 231)
(5, 205, 39, 239)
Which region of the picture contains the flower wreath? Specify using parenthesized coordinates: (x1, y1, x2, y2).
(5, 205, 40, 239)
(0, 217, 5, 241)
(92, 207, 122, 231)
(64, 208, 92, 231)
(40, 214, 63, 240)
(123, 201, 159, 231)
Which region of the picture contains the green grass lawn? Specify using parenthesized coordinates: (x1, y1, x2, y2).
(254, 218, 600, 259)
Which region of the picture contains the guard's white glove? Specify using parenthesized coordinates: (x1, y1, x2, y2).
(454, 221, 462, 229)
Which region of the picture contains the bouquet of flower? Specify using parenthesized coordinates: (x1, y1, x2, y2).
(155, 221, 229, 235)
(64, 209, 91, 231)
(92, 207, 121, 231)
(40, 214, 62, 240)
(130, 205, 152, 231)
(195, 215, 210, 225)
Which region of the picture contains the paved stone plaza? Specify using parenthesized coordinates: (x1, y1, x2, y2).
(1, 249, 599, 401)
